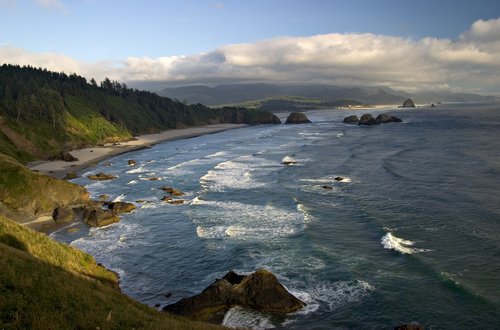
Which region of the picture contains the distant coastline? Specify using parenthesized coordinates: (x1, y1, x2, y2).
(29, 124, 247, 179)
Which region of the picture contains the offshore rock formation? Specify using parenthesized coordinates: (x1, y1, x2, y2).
(401, 98, 416, 108)
(285, 112, 311, 124)
(163, 269, 305, 323)
(343, 113, 402, 126)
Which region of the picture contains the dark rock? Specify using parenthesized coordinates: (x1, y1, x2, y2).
(167, 200, 185, 205)
(376, 113, 402, 124)
(87, 172, 117, 180)
(161, 196, 172, 202)
(163, 269, 305, 323)
(107, 202, 136, 213)
(128, 160, 137, 166)
(343, 115, 359, 124)
(63, 172, 78, 180)
(401, 98, 416, 108)
(52, 206, 75, 223)
(82, 206, 120, 227)
(61, 152, 78, 162)
(285, 112, 311, 124)
(334, 176, 344, 181)
(160, 186, 185, 196)
(358, 114, 379, 126)
(98, 194, 110, 201)
(321, 185, 333, 190)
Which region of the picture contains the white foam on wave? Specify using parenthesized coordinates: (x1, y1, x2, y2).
(192, 200, 305, 241)
(112, 194, 126, 202)
(291, 280, 375, 315)
(281, 155, 297, 165)
(127, 180, 138, 185)
(222, 306, 275, 329)
(381, 232, 431, 254)
(126, 166, 147, 174)
(200, 155, 277, 192)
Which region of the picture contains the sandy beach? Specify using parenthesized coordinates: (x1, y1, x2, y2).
(29, 124, 247, 179)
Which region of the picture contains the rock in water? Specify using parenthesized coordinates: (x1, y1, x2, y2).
(358, 114, 380, 126)
(163, 269, 305, 323)
(401, 98, 416, 108)
(82, 206, 119, 227)
(107, 202, 136, 213)
(376, 113, 403, 124)
(285, 112, 311, 124)
(87, 172, 117, 180)
(343, 115, 359, 124)
(128, 160, 137, 166)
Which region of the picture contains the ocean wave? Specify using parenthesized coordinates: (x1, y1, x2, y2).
(291, 280, 375, 314)
(200, 156, 277, 192)
(381, 232, 431, 254)
(126, 166, 148, 174)
(112, 194, 126, 202)
(192, 200, 305, 241)
(222, 306, 275, 329)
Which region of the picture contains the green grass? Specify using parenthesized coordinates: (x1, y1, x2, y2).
(0, 153, 89, 217)
(0, 215, 226, 330)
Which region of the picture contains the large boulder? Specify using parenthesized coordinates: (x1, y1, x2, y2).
(401, 98, 416, 108)
(82, 206, 119, 227)
(358, 114, 380, 126)
(163, 269, 305, 323)
(376, 113, 402, 124)
(107, 202, 136, 213)
(87, 172, 117, 181)
(285, 112, 311, 124)
(61, 152, 78, 162)
(52, 206, 76, 223)
(343, 115, 359, 124)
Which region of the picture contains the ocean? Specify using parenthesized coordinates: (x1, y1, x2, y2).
(52, 103, 500, 329)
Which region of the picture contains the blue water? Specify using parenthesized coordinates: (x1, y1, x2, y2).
(53, 103, 500, 329)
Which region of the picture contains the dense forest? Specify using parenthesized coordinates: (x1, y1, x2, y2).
(0, 64, 280, 162)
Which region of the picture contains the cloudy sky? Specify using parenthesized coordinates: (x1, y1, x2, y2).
(1, 0, 500, 94)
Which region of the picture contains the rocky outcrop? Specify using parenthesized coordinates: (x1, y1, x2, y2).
(285, 112, 311, 124)
(52, 206, 76, 223)
(376, 113, 402, 123)
(160, 186, 185, 196)
(358, 114, 379, 126)
(401, 98, 416, 108)
(350, 113, 402, 125)
(61, 152, 78, 162)
(87, 172, 117, 180)
(82, 206, 119, 227)
(343, 115, 359, 124)
(107, 202, 136, 213)
(163, 269, 305, 323)
(0, 154, 89, 221)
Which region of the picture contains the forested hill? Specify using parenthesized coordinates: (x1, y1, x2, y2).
(0, 64, 280, 163)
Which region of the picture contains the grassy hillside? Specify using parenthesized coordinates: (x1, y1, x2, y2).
(0, 64, 280, 163)
(0, 153, 89, 221)
(0, 215, 225, 330)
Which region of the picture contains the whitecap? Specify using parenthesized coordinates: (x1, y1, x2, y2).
(127, 180, 138, 185)
(222, 306, 275, 329)
(126, 166, 147, 174)
(112, 194, 126, 202)
(381, 232, 431, 254)
(292, 280, 375, 314)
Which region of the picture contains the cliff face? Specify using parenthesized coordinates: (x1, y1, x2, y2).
(0, 153, 89, 221)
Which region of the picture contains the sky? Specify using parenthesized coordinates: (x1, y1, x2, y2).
(1, 0, 500, 94)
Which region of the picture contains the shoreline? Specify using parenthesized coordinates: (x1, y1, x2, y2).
(29, 123, 248, 179)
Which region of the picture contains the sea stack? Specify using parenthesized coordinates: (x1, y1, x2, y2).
(401, 98, 416, 108)
(285, 112, 311, 124)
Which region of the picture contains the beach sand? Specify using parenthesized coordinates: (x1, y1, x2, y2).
(29, 124, 247, 179)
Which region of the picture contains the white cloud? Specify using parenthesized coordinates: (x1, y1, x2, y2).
(1, 17, 500, 94)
